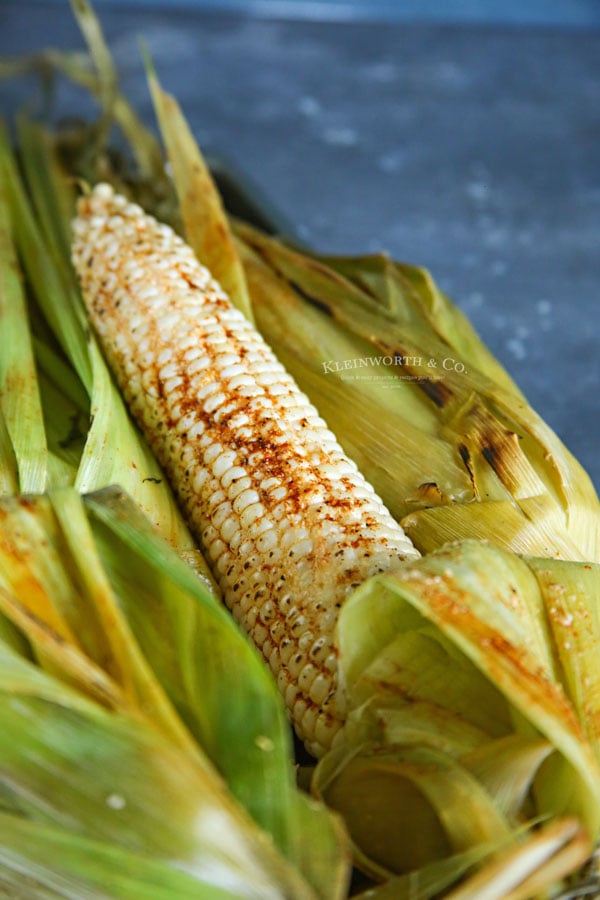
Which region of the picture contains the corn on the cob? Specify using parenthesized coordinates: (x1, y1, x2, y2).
(71, 183, 419, 755)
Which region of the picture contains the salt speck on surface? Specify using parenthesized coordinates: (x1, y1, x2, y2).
(322, 126, 358, 147)
(536, 299, 553, 316)
(506, 337, 526, 360)
(378, 150, 405, 173)
(297, 95, 321, 117)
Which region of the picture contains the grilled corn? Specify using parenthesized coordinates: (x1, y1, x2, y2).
(72, 183, 419, 755)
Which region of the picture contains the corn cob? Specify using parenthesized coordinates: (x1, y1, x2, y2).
(71, 183, 419, 756)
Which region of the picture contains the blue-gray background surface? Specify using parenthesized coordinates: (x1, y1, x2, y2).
(1, 1, 599, 493)
(17, 0, 600, 27)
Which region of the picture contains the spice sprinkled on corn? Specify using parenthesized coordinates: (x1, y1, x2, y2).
(72, 183, 419, 755)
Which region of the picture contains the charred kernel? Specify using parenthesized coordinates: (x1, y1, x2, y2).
(239, 591, 254, 614)
(268, 646, 281, 675)
(204, 392, 227, 414)
(309, 673, 332, 706)
(279, 639, 294, 665)
(240, 503, 264, 530)
(188, 357, 211, 376)
(221, 466, 247, 489)
(220, 516, 240, 543)
(253, 623, 268, 646)
(188, 421, 206, 440)
(315, 716, 340, 753)
(232, 489, 261, 514)
(300, 707, 319, 743)
(237, 540, 254, 560)
(228, 478, 253, 502)
(258, 600, 275, 624)
(247, 518, 272, 541)
(292, 697, 309, 727)
(269, 620, 287, 643)
(255, 529, 278, 554)
(283, 680, 298, 708)
(290, 616, 310, 637)
(288, 652, 307, 679)
(310, 637, 332, 663)
(206, 490, 227, 511)
(203, 444, 223, 465)
(298, 663, 318, 692)
(279, 595, 292, 614)
(212, 501, 233, 528)
(298, 631, 317, 652)
(288, 538, 313, 559)
(213, 450, 238, 478)
(324, 652, 338, 673)
(209, 538, 226, 559)
(214, 550, 234, 576)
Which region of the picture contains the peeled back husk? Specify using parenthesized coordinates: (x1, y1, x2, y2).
(311, 539, 600, 895)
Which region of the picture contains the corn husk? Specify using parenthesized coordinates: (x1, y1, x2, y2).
(0, 124, 48, 494)
(0, 486, 350, 899)
(311, 540, 600, 894)
(145, 58, 254, 323)
(0, 813, 255, 900)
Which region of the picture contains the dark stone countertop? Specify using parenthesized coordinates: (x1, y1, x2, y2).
(2, 2, 599, 492)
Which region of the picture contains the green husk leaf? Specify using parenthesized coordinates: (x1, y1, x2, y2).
(146, 60, 254, 322)
(54, 0, 174, 197)
(50, 488, 201, 752)
(400, 500, 584, 561)
(0, 124, 48, 494)
(67, 0, 118, 159)
(33, 336, 89, 414)
(16, 116, 75, 274)
(460, 735, 554, 819)
(0, 539, 128, 712)
(0, 407, 18, 496)
(355, 819, 589, 900)
(0, 487, 349, 900)
(82, 486, 349, 898)
(1, 120, 92, 392)
(37, 369, 86, 478)
(0, 812, 242, 900)
(0, 617, 30, 661)
(0, 641, 316, 900)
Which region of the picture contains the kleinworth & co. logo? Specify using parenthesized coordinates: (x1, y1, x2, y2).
(320, 354, 467, 388)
